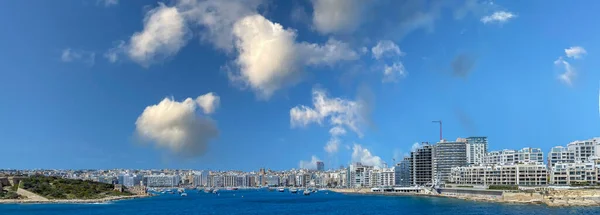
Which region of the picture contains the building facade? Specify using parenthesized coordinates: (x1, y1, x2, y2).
(450, 163, 548, 186)
(433, 140, 467, 184)
(317, 161, 325, 171)
(410, 143, 433, 186)
(466, 137, 488, 165)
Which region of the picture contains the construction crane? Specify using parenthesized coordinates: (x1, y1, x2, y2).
(431, 120, 442, 141)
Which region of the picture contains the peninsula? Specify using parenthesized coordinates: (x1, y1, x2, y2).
(0, 175, 149, 204)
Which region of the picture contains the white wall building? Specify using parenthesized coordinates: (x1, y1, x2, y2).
(466, 137, 488, 165)
(450, 163, 547, 186)
(550, 162, 598, 185)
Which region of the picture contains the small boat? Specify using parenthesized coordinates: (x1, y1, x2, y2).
(303, 190, 311, 196)
(213, 189, 219, 194)
(204, 188, 214, 193)
(232, 187, 239, 190)
(181, 193, 187, 197)
(290, 188, 298, 194)
(312, 189, 317, 193)
(178, 188, 185, 193)
(268, 187, 275, 192)
(278, 188, 285, 192)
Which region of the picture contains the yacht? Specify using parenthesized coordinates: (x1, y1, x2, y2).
(213, 189, 220, 194)
(278, 188, 285, 192)
(181, 193, 188, 197)
(290, 188, 298, 194)
(303, 190, 311, 195)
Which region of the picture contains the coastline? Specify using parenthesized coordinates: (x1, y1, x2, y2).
(0, 194, 150, 204)
(329, 188, 600, 207)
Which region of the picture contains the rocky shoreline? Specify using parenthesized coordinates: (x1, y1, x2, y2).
(329, 188, 600, 207)
(0, 194, 150, 204)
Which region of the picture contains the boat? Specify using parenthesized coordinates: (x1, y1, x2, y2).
(312, 189, 317, 193)
(213, 189, 219, 194)
(232, 187, 239, 190)
(290, 188, 298, 194)
(303, 190, 311, 196)
(204, 188, 214, 193)
(178, 188, 185, 193)
(278, 188, 285, 192)
(181, 193, 187, 197)
(268, 187, 275, 192)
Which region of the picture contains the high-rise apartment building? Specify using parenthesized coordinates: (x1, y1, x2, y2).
(433, 139, 467, 184)
(466, 137, 488, 165)
(317, 161, 325, 171)
(410, 143, 433, 186)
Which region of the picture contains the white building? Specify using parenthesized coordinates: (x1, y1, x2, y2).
(450, 163, 547, 186)
(484, 149, 516, 165)
(145, 174, 179, 187)
(380, 167, 395, 187)
(484, 148, 543, 165)
(567, 138, 600, 162)
(349, 163, 374, 187)
(548, 146, 575, 168)
(550, 162, 598, 185)
(516, 147, 544, 164)
(466, 137, 488, 165)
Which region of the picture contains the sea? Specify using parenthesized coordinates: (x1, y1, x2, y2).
(0, 189, 599, 215)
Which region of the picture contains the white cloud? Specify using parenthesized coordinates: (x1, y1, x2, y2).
(329, 126, 347, 136)
(176, 0, 264, 52)
(480, 11, 516, 24)
(104, 40, 125, 63)
(125, 3, 190, 66)
(195, 92, 220, 114)
(382, 62, 406, 83)
(299, 155, 321, 169)
(565, 46, 587, 59)
(230, 15, 357, 99)
(100, 0, 118, 7)
(555, 46, 586, 86)
(61, 48, 96, 66)
(291, 88, 367, 155)
(324, 137, 340, 153)
(311, 0, 363, 34)
(352, 144, 384, 168)
(290, 88, 366, 137)
(135, 93, 220, 157)
(371, 40, 403, 60)
(555, 57, 576, 86)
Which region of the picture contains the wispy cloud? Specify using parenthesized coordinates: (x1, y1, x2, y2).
(565, 46, 587, 59)
(555, 46, 586, 86)
(299, 155, 321, 169)
(61, 48, 96, 66)
(98, 0, 118, 7)
(481, 11, 516, 24)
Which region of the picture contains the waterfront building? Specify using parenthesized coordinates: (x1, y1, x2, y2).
(466, 137, 488, 165)
(349, 163, 374, 187)
(484, 149, 516, 165)
(122, 174, 143, 187)
(193, 171, 208, 187)
(484, 148, 543, 165)
(267, 175, 280, 187)
(550, 162, 598, 185)
(145, 174, 180, 187)
(450, 162, 547, 186)
(516, 147, 544, 164)
(433, 139, 468, 184)
(395, 157, 411, 186)
(548, 146, 576, 168)
(380, 167, 395, 186)
(410, 143, 433, 186)
(317, 161, 325, 171)
(566, 138, 600, 162)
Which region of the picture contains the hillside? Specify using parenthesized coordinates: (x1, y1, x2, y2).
(20, 175, 132, 199)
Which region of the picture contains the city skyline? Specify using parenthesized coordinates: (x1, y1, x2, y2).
(1, 1, 600, 171)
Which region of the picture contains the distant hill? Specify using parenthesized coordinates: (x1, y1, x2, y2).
(20, 175, 132, 199)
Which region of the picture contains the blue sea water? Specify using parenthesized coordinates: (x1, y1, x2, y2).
(1, 189, 599, 215)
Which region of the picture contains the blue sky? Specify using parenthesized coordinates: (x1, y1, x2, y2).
(1, 0, 599, 171)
